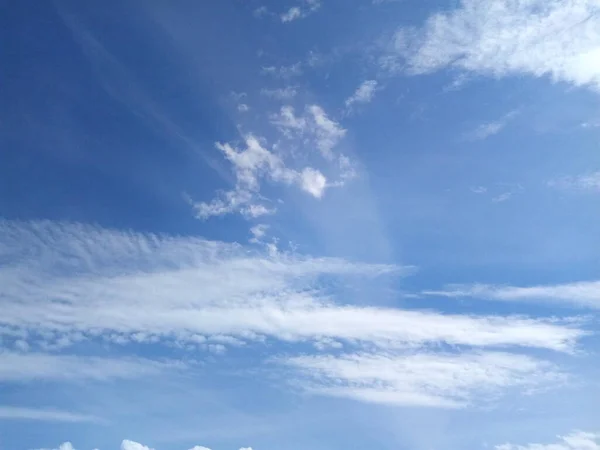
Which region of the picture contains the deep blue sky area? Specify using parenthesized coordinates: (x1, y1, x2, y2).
(1, 1, 600, 450)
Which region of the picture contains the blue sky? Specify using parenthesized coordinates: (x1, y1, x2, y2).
(1, 0, 600, 449)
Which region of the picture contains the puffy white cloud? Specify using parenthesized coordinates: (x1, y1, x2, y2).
(121, 440, 153, 450)
(33, 443, 76, 450)
(188, 446, 212, 450)
(423, 280, 600, 309)
(386, 0, 600, 90)
(283, 351, 563, 408)
(300, 167, 328, 198)
(496, 431, 600, 450)
(345, 80, 378, 109)
(0, 220, 582, 353)
(0, 406, 102, 423)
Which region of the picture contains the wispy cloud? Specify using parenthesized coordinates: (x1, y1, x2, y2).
(0, 406, 103, 423)
(0, 220, 582, 353)
(464, 111, 519, 141)
(424, 280, 600, 309)
(385, 0, 600, 90)
(261, 63, 303, 79)
(281, 351, 563, 408)
(271, 105, 347, 159)
(260, 87, 298, 100)
(496, 431, 600, 450)
(0, 351, 180, 382)
(548, 171, 600, 192)
(345, 80, 379, 112)
(281, 0, 321, 23)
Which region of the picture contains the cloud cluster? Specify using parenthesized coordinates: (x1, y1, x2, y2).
(193, 135, 329, 218)
(386, 0, 600, 90)
(35, 442, 252, 450)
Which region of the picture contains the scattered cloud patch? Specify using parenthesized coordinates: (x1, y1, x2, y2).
(385, 0, 600, 90)
(237, 104, 249, 113)
(496, 431, 600, 450)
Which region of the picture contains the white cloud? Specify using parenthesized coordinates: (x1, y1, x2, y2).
(464, 110, 519, 141)
(300, 167, 328, 198)
(192, 135, 329, 218)
(345, 80, 378, 110)
(281, 0, 321, 23)
(387, 0, 600, 90)
(261, 63, 302, 79)
(470, 186, 487, 194)
(271, 105, 347, 159)
(122, 440, 153, 450)
(33, 443, 76, 450)
(548, 171, 600, 192)
(0, 220, 582, 353)
(496, 431, 600, 450)
(282, 351, 563, 408)
(249, 224, 269, 243)
(0, 351, 179, 382)
(237, 104, 249, 113)
(423, 280, 600, 309)
(260, 87, 297, 100)
(0, 406, 102, 423)
(189, 447, 212, 450)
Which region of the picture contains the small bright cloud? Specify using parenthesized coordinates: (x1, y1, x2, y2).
(345, 80, 378, 110)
